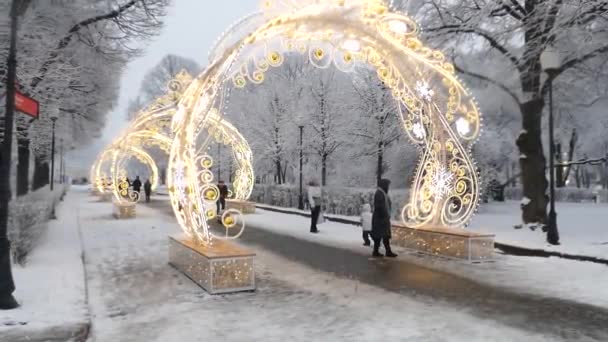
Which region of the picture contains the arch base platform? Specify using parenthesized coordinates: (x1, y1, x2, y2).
(168, 235, 256, 294)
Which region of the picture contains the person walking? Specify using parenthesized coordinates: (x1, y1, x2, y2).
(371, 179, 397, 258)
(360, 203, 372, 246)
(144, 179, 152, 203)
(132, 176, 142, 193)
(217, 180, 228, 213)
(307, 180, 322, 233)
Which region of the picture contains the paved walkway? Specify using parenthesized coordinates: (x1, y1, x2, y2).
(82, 194, 557, 341)
(146, 197, 608, 341)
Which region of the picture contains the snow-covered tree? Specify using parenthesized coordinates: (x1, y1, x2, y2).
(0, 0, 170, 195)
(351, 69, 402, 185)
(392, 0, 608, 227)
(138, 54, 200, 106)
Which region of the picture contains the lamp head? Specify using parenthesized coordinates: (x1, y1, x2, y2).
(49, 107, 59, 122)
(541, 46, 561, 74)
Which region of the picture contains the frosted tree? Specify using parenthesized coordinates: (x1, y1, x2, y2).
(226, 56, 307, 185)
(393, 0, 608, 227)
(138, 54, 200, 105)
(351, 69, 402, 185)
(307, 68, 353, 186)
(0, 0, 169, 195)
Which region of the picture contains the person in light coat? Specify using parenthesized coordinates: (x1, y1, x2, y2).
(360, 203, 372, 246)
(307, 180, 322, 233)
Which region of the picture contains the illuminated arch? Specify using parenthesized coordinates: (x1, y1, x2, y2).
(110, 145, 160, 203)
(92, 70, 254, 212)
(170, 0, 482, 245)
(91, 149, 115, 194)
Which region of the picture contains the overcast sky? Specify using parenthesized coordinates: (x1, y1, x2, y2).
(67, 0, 259, 176)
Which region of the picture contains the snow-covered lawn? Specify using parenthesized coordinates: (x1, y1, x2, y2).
(0, 188, 89, 340)
(470, 201, 608, 259)
(245, 209, 608, 309)
(260, 200, 608, 260)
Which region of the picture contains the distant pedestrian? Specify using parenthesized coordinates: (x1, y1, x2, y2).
(132, 176, 142, 193)
(144, 179, 152, 203)
(308, 180, 322, 233)
(217, 180, 228, 213)
(371, 179, 397, 258)
(360, 203, 372, 246)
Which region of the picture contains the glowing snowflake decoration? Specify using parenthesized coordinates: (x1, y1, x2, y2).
(456, 117, 470, 136)
(431, 166, 454, 200)
(412, 122, 426, 139)
(174, 161, 187, 201)
(416, 81, 434, 101)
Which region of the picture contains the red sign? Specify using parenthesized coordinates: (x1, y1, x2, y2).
(15, 90, 39, 119)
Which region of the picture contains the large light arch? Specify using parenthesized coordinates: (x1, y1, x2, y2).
(170, 0, 482, 246)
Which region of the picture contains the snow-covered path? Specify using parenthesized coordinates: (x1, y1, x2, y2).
(71, 189, 579, 342)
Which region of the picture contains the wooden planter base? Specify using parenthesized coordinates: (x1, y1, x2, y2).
(392, 224, 494, 262)
(168, 235, 256, 294)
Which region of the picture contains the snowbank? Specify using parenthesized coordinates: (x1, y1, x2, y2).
(8, 185, 68, 264)
(469, 201, 608, 260)
(0, 187, 89, 341)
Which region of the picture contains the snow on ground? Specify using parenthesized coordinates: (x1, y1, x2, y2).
(245, 209, 608, 309)
(0, 187, 89, 340)
(75, 193, 557, 341)
(469, 201, 608, 259)
(3, 188, 605, 341)
(259, 200, 608, 260)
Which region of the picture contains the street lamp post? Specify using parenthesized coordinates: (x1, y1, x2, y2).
(59, 139, 63, 185)
(541, 46, 561, 245)
(50, 115, 58, 191)
(298, 124, 304, 210)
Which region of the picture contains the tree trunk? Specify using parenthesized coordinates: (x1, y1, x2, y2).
(281, 164, 287, 185)
(516, 98, 548, 224)
(561, 129, 577, 186)
(16, 135, 29, 196)
(321, 155, 327, 186)
(511, 162, 517, 187)
(604, 162, 608, 190)
(275, 159, 282, 185)
(32, 156, 49, 191)
(376, 142, 383, 186)
(584, 168, 591, 188)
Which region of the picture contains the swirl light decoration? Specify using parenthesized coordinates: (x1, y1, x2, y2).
(92, 70, 254, 219)
(91, 149, 115, 194)
(170, 0, 482, 245)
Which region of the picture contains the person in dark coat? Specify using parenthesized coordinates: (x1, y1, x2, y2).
(132, 176, 142, 193)
(371, 178, 397, 258)
(144, 179, 152, 203)
(217, 180, 228, 213)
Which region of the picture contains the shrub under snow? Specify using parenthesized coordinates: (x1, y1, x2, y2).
(8, 185, 68, 265)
